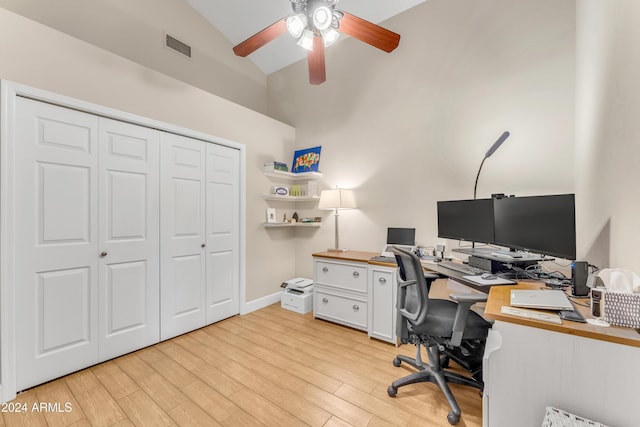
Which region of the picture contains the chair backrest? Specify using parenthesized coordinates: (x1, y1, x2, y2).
(392, 246, 431, 328)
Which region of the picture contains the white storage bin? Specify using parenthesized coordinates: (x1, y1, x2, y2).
(281, 289, 313, 314)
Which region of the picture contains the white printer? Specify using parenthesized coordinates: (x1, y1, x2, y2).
(281, 277, 313, 314)
(281, 277, 313, 294)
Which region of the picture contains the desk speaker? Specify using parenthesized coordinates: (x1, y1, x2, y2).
(571, 261, 589, 296)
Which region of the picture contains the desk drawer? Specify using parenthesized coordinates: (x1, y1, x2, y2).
(315, 290, 367, 331)
(315, 261, 367, 293)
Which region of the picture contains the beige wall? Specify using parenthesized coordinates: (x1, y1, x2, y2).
(575, 0, 640, 272)
(0, 7, 296, 302)
(0, 0, 268, 114)
(268, 0, 576, 278)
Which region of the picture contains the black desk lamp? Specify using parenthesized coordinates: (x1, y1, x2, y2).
(473, 131, 510, 199)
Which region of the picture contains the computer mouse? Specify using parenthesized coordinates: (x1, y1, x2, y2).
(481, 273, 497, 280)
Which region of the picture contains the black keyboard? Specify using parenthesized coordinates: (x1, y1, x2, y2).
(369, 256, 396, 264)
(438, 261, 485, 275)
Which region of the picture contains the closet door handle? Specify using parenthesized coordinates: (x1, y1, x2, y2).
(379, 277, 387, 284)
(100, 252, 108, 258)
(201, 243, 206, 248)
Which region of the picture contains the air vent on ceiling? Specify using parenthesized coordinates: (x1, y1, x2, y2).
(165, 34, 191, 58)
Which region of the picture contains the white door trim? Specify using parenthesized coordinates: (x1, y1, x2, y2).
(0, 80, 247, 403)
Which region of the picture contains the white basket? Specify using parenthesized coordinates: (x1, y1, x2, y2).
(603, 291, 640, 328)
(542, 407, 608, 427)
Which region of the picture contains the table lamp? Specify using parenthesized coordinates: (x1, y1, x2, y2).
(319, 188, 357, 252)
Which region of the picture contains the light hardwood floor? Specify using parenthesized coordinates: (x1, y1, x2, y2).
(2, 304, 482, 427)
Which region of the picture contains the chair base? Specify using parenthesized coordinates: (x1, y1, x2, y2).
(387, 345, 483, 426)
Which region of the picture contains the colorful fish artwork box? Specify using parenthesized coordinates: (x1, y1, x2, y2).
(291, 146, 321, 173)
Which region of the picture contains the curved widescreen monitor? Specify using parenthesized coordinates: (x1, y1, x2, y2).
(493, 194, 576, 260)
(437, 198, 495, 245)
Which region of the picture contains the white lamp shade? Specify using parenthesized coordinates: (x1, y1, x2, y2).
(318, 189, 356, 210)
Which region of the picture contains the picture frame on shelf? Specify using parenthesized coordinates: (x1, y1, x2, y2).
(292, 146, 321, 173)
(266, 208, 277, 223)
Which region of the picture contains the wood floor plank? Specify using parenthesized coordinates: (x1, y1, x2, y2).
(226, 388, 306, 427)
(116, 389, 175, 427)
(33, 380, 85, 427)
(155, 341, 206, 372)
(74, 385, 127, 427)
(167, 400, 221, 427)
(181, 379, 240, 422)
(64, 368, 101, 396)
(91, 360, 139, 400)
(334, 384, 413, 426)
(135, 372, 188, 412)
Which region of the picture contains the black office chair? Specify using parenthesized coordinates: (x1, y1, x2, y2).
(387, 246, 492, 425)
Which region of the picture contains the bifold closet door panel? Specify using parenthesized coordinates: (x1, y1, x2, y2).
(160, 133, 207, 340)
(98, 118, 160, 360)
(205, 143, 240, 324)
(14, 97, 100, 391)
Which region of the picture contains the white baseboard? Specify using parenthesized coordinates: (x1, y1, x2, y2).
(241, 291, 281, 315)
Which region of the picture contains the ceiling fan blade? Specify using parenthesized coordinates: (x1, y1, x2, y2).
(233, 18, 287, 57)
(338, 11, 400, 53)
(308, 35, 326, 85)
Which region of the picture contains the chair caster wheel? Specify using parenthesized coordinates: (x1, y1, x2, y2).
(387, 386, 397, 397)
(447, 412, 460, 425)
(392, 358, 401, 367)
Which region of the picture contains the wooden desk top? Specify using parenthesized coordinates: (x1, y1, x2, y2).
(313, 251, 389, 265)
(311, 251, 640, 348)
(485, 283, 640, 348)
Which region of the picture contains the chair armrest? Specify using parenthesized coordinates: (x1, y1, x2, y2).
(449, 293, 488, 304)
(397, 279, 418, 322)
(449, 293, 488, 347)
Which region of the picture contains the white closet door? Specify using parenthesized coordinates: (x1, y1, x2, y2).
(206, 144, 240, 324)
(14, 98, 100, 390)
(98, 118, 160, 359)
(160, 133, 206, 340)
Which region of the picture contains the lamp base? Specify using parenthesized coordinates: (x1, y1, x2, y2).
(328, 248, 349, 252)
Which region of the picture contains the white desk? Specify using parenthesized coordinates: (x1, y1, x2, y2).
(483, 284, 640, 427)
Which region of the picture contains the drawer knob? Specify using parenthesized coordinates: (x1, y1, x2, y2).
(353, 305, 360, 312)
(100, 251, 108, 258)
(322, 267, 329, 273)
(379, 277, 387, 283)
(322, 298, 329, 303)
(352, 271, 360, 278)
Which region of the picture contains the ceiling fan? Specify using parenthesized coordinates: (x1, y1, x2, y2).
(232, 0, 401, 85)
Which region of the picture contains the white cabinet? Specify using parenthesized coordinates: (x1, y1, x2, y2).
(368, 265, 397, 344)
(312, 253, 399, 344)
(313, 257, 368, 331)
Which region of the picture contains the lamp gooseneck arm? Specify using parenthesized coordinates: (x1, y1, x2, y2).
(473, 156, 487, 200)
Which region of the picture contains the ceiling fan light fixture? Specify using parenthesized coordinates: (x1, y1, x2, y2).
(312, 5, 333, 31)
(297, 29, 315, 51)
(285, 13, 307, 38)
(321, 27, 339, 47)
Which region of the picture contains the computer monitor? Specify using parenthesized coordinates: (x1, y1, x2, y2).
(437, 199, 495, 245)
(387, 227, 416, 246)
(381, 228, 415, 257)
(493, 194, 576, 260)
